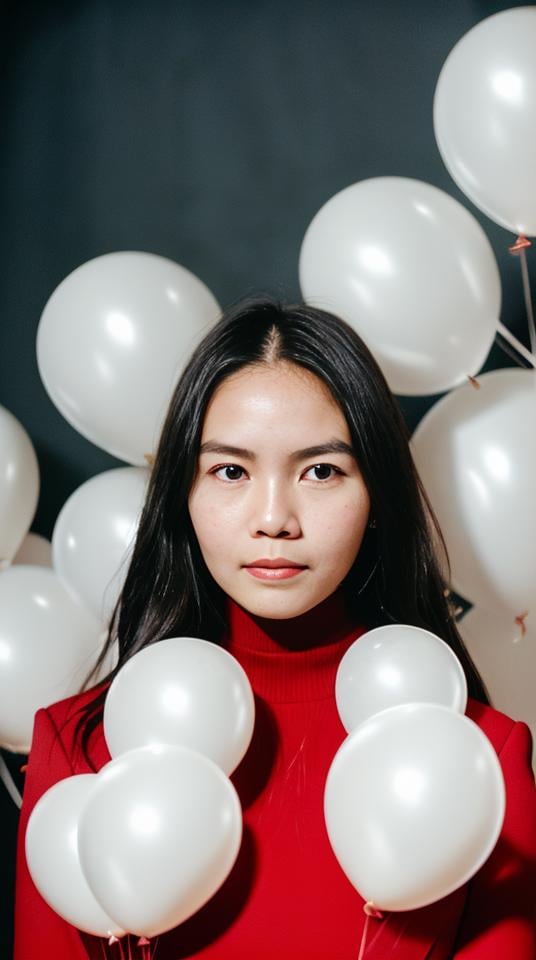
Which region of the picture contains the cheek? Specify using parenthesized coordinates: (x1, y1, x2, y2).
(189, 488, 239, 557)
(316, 496, 369, 560)
(188, 490, 212, 550)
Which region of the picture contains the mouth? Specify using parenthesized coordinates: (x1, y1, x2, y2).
(243, 559, 308, 581)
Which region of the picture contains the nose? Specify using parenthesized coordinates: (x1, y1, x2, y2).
(249, 477, 301, 539)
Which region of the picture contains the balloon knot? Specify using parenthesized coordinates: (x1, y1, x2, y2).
(509, 235, 532, 254)
(19, 764, 28, 773)
(137, 937, 151, 946)
(363, 902, 384, 919)
(515, 611, 529, 636)
(108, 934, 119, 945)
(467, 375, 480, 389)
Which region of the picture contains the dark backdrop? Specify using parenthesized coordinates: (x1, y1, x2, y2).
(0, 0, 531, 954)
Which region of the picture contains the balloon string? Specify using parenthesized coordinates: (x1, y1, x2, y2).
(508, 236, 536, 358)
(135, 937, 154, 960)
(519, 247, 536, 355)
(357, 912, 371, 960)
(495, 321, 536, 368)
(102, 933, 158, 959)
(0, 753, 22, 809)
(495, 332, 532, 369)
(357, 903, 384, 959)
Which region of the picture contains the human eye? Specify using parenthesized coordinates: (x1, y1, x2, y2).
(211, 464, 248, 482)
(302, 463, 344, 482)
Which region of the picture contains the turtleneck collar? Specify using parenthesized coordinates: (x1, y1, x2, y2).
(222, 590, 368, 703)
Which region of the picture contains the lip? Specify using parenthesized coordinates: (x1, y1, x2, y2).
(244, 558, 308, 582)
(245, 567, 306, 580)
(245, 558, 307, 569)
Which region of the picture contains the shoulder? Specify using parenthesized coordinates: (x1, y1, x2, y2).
(451, 706, 536, 955)
(36, 681, 111, 773)
(466, 696, 535, 773)
(43, 680, 110, 729)
(465, 696, 518, 754)
(466, 696, 535, 809)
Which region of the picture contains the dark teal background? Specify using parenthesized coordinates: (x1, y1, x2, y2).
(0, 0, 532, 953)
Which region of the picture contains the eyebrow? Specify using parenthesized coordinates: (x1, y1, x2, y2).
(198, 439, 356, 462)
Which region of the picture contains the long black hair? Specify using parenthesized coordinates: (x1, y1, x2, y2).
(73, 295, 490, 764)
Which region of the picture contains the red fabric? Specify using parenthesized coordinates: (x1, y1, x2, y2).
(14, 595, 536, 959)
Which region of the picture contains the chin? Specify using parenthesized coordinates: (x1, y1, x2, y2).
(236, 589, 327, 621)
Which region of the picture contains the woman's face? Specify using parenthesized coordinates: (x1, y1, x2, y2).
(188, 362, 371, 619)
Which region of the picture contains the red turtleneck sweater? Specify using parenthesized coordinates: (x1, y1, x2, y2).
(14, 594, 536, 959)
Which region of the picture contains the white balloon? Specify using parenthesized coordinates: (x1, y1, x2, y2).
(299, 177, 500, 395)
(104, 636, 255, 776)
(90, 633, 120, 687)
(74, 629, 119, 693)
(459, 604, 536, 774)
(336, 623, 467, 733)
(78, 745, 242, 938)
(37, 252, 220, 464)
(324, 703, 505, 911)
(26, 775, 124, 937)
(0, 405, 39, 565)
(0, 567, 102, 751)
(52, 467, 149, 623)
(411, 368, 536, 615)
(13, 532, 52, 568)
(434, 7, 536, 235)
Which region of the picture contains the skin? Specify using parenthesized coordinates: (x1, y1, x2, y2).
(188, 361, 371, 619)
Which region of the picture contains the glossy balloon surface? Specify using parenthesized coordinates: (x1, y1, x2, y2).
(0, 567, 102, 751)
(37, 251, 220, 463)
(0, 405, 39, 564)
(78, 745, 242, 937)
(52, 466, 149, 623)
(26, 775, 125, 937)
(104, 636, 255, 775)
(435, 7, 536, 234)
(325, 703, 505, 911)
(336, 623, 467, 733)
(412, 369, 536, 614)
(300, 177, 499, 395)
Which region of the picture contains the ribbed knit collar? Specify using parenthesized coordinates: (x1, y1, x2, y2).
(222, 591, 367, 703)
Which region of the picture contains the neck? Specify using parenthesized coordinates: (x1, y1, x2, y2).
(222, 589, 367, 702)
(227, 589, 355, 652)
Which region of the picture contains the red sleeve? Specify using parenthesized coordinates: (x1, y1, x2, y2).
(14, 708, 90, 960)
(452, 721, 536, 959)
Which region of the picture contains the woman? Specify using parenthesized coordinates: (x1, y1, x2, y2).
(15, 297, 536, 959)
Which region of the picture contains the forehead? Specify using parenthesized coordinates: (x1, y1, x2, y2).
(201, 362, 350, 440)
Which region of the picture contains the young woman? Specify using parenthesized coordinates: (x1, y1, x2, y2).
(15, 297, 536, 959)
